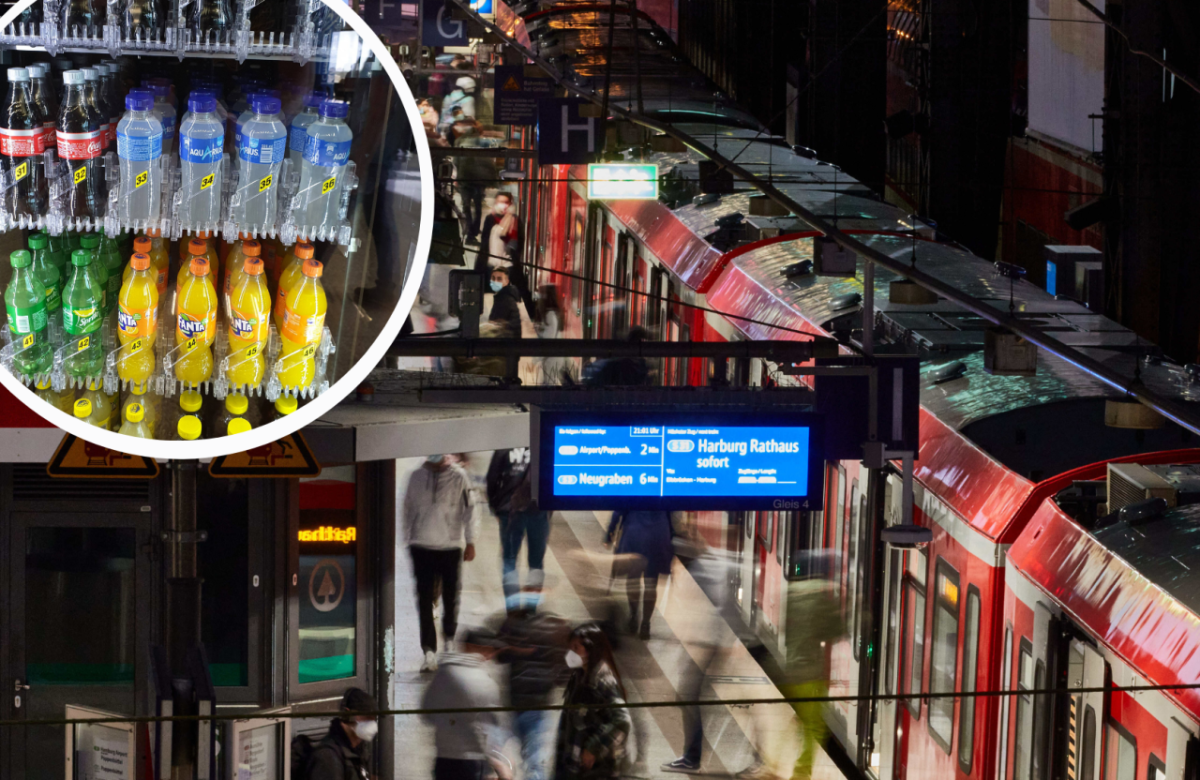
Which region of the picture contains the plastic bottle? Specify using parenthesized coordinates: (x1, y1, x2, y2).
(197, 230, 221, 285)
(216, 391, 251, 435)
(61, 248, 104, 379)
(222, 234, 248, 303)
(62, 0, 106, 30)
(118, 401, 154, 437)
(194, 0, 232, 35)
(77, 233, 109, 315)
(277, 258, 326, 390)
(44, 231, 70, 275)
(296, 99, 352, 232)
(139, 82, 175, 158)
(176, 236, 209, 290)
(273, 241, 312, 330)
(27, 233, 62, 316)
(81, 68, 110, 157)
(97, 64, 120, 148)
(233, 95, 286, 228)
(27, 64, 57, 153)
(116, 89, 163, 223)
(176, 388, 203, 440)
(6, 249, 52, 376)
(287, 92, 321, 165)
(2, 68, 48, 219)
(36, 376, 73, 413)
(227, 254, 269, 388)
(57, 70, 105, 219)
(98, 229, 124, 313)
(273, 394, 297, 420)
(117, 251, 158, 389)
(125, 381, 158, 434)
(178, 94, 223, 227)
(174, 254, 217, 386)
(73, 383, 114, 429)
(123, 0, 161, 38)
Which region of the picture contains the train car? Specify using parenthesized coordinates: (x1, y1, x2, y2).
(497, 3, 1200, 779)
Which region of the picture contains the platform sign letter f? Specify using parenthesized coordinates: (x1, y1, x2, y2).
(562, 106, 594, 153)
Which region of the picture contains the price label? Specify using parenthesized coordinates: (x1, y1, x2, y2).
(128, 338, 144, 354)
(321, 176, 337, 195)
(135, 170, 148, 189)
(259, 174, 273, 193)
(183, 336, 198, 353)
(13, 161, 27, 182)
(245, 343, 260, 358)
(75, 335, 90, 352)
(21, 333, 35, 349)
(73, 166, 86, 185)
(200, 173, 215, 191)
(303, 344, 317, 359)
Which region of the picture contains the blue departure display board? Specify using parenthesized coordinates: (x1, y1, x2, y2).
(533, 409, 823, 511)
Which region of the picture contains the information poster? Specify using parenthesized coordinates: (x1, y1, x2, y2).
(76, 724, 131, 780)
(237, 723, 279, 780)
(494, 65, 554, 125)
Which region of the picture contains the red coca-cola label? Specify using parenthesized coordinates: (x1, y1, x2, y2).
(42, 123, 56, 149)
(57, 129, 104, 160)
(0, 127, 46, 157)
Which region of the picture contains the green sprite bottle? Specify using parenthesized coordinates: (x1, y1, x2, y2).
(6, 250, 52, 377)
(30, 232, 66, 279)
(28, 233, 61, 316)
(98, 229, 123, 313)
(45, 231, 70, 275)
(61, 249, 104, 379)
(78, 233, 109, 316)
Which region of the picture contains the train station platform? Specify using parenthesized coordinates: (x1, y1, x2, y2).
(387, 453, 846, 780)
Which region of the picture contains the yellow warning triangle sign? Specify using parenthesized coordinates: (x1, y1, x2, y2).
(47, 434, 160, 479)
(502, 76, 521, 91)
(208, 432, 321, 478)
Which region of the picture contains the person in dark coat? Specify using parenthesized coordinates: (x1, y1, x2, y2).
(307, 687, 378, 780)
(605, 509, 674, 640)
(487, 447, 549, 599)
(488, 266, 523, 338)
(555, 624, 632, 780)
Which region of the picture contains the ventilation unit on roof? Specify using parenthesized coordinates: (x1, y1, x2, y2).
(749, 195, 790, 217)
(1107, 463, 1178, 516)
(984, 327, 1038, 376)
(814, 236, 855, 276)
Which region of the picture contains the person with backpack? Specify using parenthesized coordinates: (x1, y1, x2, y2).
(296, 687, 379, 780)
(486, 447, 550, 600)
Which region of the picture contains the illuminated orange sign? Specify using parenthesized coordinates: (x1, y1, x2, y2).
(298, 526, 357, 544)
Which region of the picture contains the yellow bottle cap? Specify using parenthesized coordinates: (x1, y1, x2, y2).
(227, 418, 252, 436)
(177, 415, 202, 440)
(274, 395, 298, 415)
(180, 390, 203, 413)
(225, 393, 249, 415)
(35, 377, 51, 390)
(73, 398, 92, 418)
(125, 403, 144, 423)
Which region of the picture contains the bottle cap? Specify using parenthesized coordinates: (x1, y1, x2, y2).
(188, 237, 208, 256)
(275, 395, 298, 415)
(9, 250, 30, 269)
(295, 242, 314, 260)
(35, 376, 51, 390)
(82, 68, 97, 81)
(251, 95, 281, 115)
(86, 378, 102, 391)
(148, 83, 169, 99)
(188, 256, 210, 276)
(125, 403, 144, 423)
(71, 249, 91, 267)
(146, 227, 162, 238)
(227, 418, 252, 436)
(28, 233, 47, 250)
(7, 68, 28, 82)
(63, 70, 84, 86)
(73, 398, 92, 418)
(188, 94, 216, 113)
(80, 234, 99, 249)
(180, 390, 203, 413)
(130, 252, 150, 271)
(133, 236, 151, 253)
(301, 259, 323, 278)
(177, 415, 202, 440)
(243, 257, 264, 275)
(319, 99, 349, 119)
(27, 64, 45, 78)
(225, 393, 249, 415)
(304, 91, 325, 108)
(125, 89, 154, 112)
(243, 240, 261, 257)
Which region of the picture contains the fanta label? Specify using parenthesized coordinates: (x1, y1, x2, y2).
(230, 308, 267, 342)
(119, 305, 157, 338)
(281, 304, 325, 345)
(0, 127, 47, 157)
(57, 129, 104, 160)
(177, 312, 210, 340)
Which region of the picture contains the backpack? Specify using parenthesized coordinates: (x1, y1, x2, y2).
(291, 734, 317, 780)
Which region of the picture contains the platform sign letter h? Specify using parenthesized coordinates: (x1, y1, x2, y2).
(562, 105, 594, 153)
(538, 98, 600, 165)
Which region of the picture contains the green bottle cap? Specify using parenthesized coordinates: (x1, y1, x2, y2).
(27, 233, 47, 250)
(73, 398, 92, 418)
(275, 395, 298, 415)
(80, 234, 100, 249)
(227, 418, 252, 435)
(177, 415, 202, 440)
(180, 390, 203, 413)
(225, 393, 249, 415)
(71, 250, 92, 266)
(10, 250, 31, 269)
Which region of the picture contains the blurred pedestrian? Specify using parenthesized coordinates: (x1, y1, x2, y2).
(478, 192, 522, 265)
(454, 127, 498, 246)
(605, 509, 674, 639)
(440, 76, 477, 126)
(422, 628, 511, 780)
(495, 588, 570, 780)
(555, 624, 632, 780)
(487, 447, 549, 599)
(583, 327, 652, 387)
(304, 687, 379, 780)
(419, 98, 439, 133)
(535, 284, 570, 384)
(488, 266, 523, 338)
(403, 454, 478, 672)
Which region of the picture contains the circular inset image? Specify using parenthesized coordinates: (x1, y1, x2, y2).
(0, 0, 432, 458)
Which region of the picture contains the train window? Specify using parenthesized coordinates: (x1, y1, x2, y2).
(958, 587, 981, 773)
(1147, 754, 1166, 780)
(1080, 706, 1097, 780)
(1015, 641, 1034, 780)
(776, 512, 785, 564)
(1104, 723, 1136, 780)
(852, 492, 868, 662)
(902, 559, 927, 718)
(928, 560, 960, 753)
(884, 549, 903, 695)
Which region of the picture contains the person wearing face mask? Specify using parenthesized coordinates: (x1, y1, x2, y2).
(439, 76, 477, 131)
(305, 687, 379, 780)
(422, 628, 512, 780)
(555, 624, 632, 780)
(404, 453, 479, 672)
(487, 266, 524, 338)
(475, 192, 535, 319)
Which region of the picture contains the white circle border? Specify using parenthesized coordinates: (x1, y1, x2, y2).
(0, 0, 435, 460)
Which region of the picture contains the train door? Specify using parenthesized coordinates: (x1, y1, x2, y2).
(870, 475, 904, 779)
(1030, 604, 1057, 780)
(896, 548, 929, 780)
(5, 511, 154, 778)
(1067, 639, 1106, 780)
(738, 511, 757, 628)
(565, 192, 587, 332)
(582, 204, 602, 340)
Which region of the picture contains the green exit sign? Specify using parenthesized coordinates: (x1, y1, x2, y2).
(587, 163, 659, 200)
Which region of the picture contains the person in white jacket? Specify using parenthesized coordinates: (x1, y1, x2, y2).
(405, 454, 479, 672)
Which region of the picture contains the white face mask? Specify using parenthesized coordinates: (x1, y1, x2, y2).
(493, 202, 509, 215)
(564, 650, 584, 669)
(353, 719, 379, 742)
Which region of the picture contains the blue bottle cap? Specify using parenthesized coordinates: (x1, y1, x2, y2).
(188, 94, 216, 113)
(125, 89, 154, 111)
(304, 91, 325, 108)
(319, 99, 349, 119)
(147, 83, 170, 100)
(251, 95, 281, 116)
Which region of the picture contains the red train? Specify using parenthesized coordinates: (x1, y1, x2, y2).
(489, 3, 1200, 779)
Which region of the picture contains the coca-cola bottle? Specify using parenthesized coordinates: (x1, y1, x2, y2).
(57, 70, 105, 218)
(97, 64, 119, 148)
(194, 0, 232, 36)
(2, 68, 47, 218)
(27, 64, 57, 152)
(61, 0, 106, 31)
(123, 0, 161, 38)
(81, 68, 109, 151)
